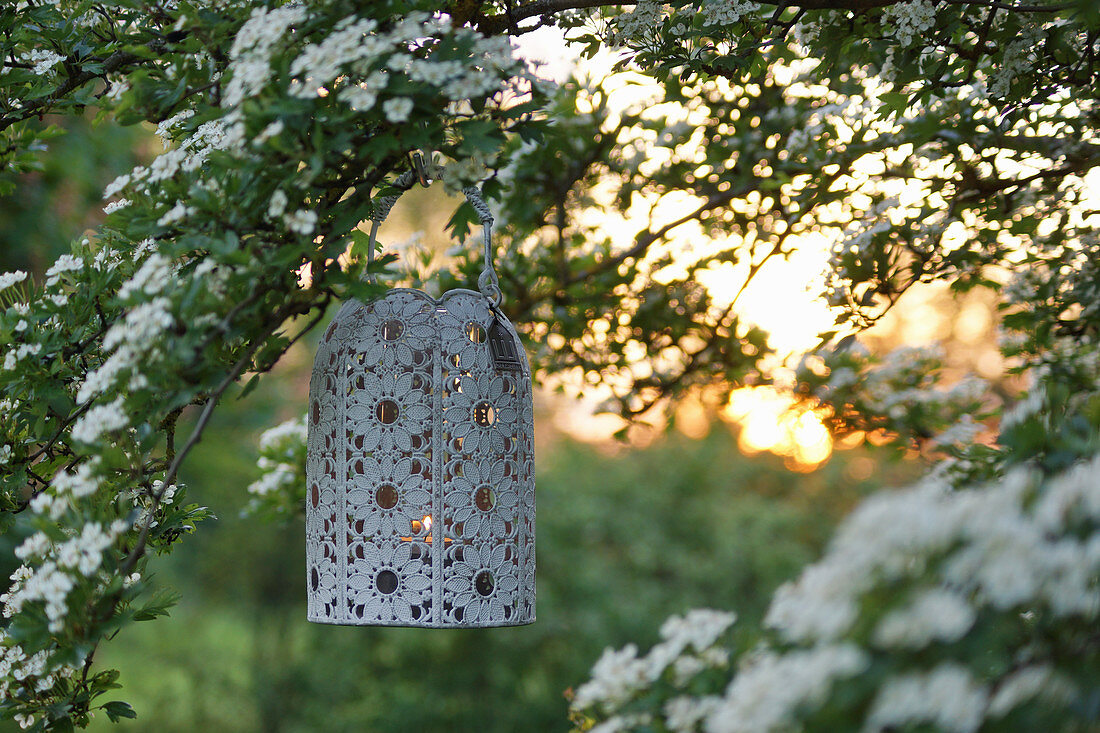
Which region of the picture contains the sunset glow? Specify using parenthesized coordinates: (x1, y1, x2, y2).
(723, 387, 833, 471)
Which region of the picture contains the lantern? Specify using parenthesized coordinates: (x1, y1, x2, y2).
(306, 178, 535, 628)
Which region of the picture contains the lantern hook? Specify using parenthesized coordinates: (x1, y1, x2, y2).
(409, 150, 433, 187)
(365, 166, 502, 306)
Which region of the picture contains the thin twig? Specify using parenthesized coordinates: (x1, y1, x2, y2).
(118, 300, 309, 575)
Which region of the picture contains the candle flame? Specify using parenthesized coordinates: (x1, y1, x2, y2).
(422, 515, 432, 533)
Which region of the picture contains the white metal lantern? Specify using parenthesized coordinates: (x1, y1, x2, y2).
(306, 179, 535, 628)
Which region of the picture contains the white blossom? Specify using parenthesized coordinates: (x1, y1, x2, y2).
(21, 49, 64, 75)
(259, 416, 307, 453)
(105, 78, 129, 102)
(882, 0, 936, 46)
(382, 96, 413, 123)
(248, 462, 296, 497)
(4, 344, 42, 371)
(154, 109, 196, 144)
(865, 664, 987, 733)
(79, 297, 174, 402)
(267, 189, 289, 219)
(660, 610, 736, 653)
(873, 588, 976, 648)
(157, 200, 195, 226)
(15, 533, 51, 562)
(29, 492, 63, 520)
(0, 270, 27, 292)
(987, 665, 1074, 718)
(931, 414, 983, 448)
(116, 113, 247, 198)
(55, 522, 114, 577)
(51, 461, 102, 500)
(224, 4, 309, 108)
(71, 397, 129, 445)
(612, 0, 663, 44)
(573, 644, 649, 711)
(103, 173, 132, 200)
(285, 209, 317, 235)
(118, 253, 174, 301)
(288, 16, 384, 97)
(706, 644, 868, 733)
(44, 254, 83, 287)
(665, 695, 721, 733)
(701, 0, 759, 26)
(253, 119, 284, 145)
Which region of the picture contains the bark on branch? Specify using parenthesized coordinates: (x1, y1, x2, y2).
(474, 0, 1067, 34)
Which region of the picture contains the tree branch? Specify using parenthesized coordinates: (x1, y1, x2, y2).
(478, 0, 637, 34)
(118, 298, 313, 576)
(0, 49, 145, 133)
(475, 0, 1067, 34)
(561, 183, 753, 289)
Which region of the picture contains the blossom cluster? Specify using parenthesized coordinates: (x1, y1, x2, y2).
(4, 518, 129, 631)
(700, 0, 760, 27)
(105, 114, 248, 213)
(246, 415, 308, 516)
(0, 626, 83, 729)
(73, 257, 176, 412)
(881, 0, 937, 47)
(0, 232, 219, 724)
(103, 6, 536, 243)
(799, 342, 988, 454)
(573, 609, 735, 717)
(574, 454, 1100, 731)
(19, 49, 65, 76)
(0, 270, 28, 292)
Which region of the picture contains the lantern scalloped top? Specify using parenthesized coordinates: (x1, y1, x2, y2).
(305, 182, 536, 628)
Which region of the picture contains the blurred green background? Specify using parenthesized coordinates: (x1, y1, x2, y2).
(0, 114, 923, 732)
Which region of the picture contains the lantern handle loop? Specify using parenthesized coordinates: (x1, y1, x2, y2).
(365, 170, 502, 306)
(462, 185, 502, 307)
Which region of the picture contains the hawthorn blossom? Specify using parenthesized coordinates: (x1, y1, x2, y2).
(21, 49, 64, 75)
(0, 270, 27, 291)
(71, 397, 129, 445)
(866, 665, 987, 733)
(285, 209, 317, 235)
(382, 97, 413, 123)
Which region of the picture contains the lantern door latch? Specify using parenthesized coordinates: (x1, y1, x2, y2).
(489, 309, 523, 372)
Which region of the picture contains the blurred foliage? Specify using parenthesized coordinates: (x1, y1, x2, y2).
(72, 356, 904, 732)
(0, 115, 148, 275)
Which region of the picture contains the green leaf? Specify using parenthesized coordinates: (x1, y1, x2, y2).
(879, 91, 908, 116)
(238, 373, 261, 400)
(133, 589, 180, 621)
(51, 716, 76, 732)
(103, 701, 137, 722)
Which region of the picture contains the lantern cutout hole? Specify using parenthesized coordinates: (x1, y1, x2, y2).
(376, 570, 399, 594)
(376, 399, 399, 424)
(381, 319, 403, 340)
(376, 485, 398, 510)
(466, 322, 486, 343)
(475, 570, 495, 597)
(474, 402, 495, 427)
(475, 486, 495, 511)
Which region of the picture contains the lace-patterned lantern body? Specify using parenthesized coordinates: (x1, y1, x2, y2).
(306, 288, 535, 627)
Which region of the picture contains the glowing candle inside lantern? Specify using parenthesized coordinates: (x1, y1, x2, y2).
(403, 514, 447, 544)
